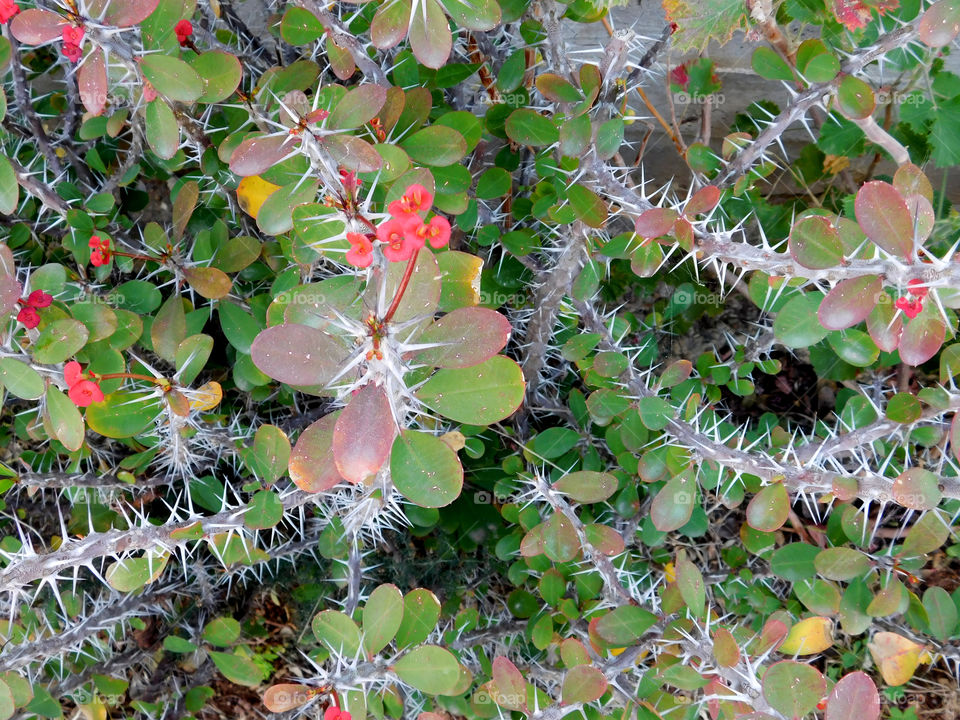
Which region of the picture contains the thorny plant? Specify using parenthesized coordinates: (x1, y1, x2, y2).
(0, 0, 958, 718)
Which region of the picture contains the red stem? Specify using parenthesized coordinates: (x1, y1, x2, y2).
(381, 247, 420, 325)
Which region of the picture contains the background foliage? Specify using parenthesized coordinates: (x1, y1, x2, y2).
(0, 0, 959, 718)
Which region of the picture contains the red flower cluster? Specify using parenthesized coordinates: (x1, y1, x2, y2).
(16, 290, 52, 329)
(89, 236, 111, 266)
(62, 24, 84, 63)
(0, 0, 20, 24)
(324, 708, 351, 720)
(344, 184, 451, 268)
(895, 279, 928, 320)
(175, 19, 192, 46)
(65, 361, 104, 407)
(669, 63, 690, 91)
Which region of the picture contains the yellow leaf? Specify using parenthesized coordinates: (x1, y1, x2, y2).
(663, 562, 676, 584)
(79, 697, 107, 720)
(236, 175, 281, 220)
(868, 631, 926, 686)
(779, 616, 834, 655)
(190, 381, 223, 412)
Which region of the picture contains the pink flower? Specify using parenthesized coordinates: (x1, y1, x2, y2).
(376, 218, 415, 262)
(388, 184, 432, 218)
(16, 306, 39, 329)
(324, 707, 352, 720)
(26, 290, 52, 308)
(68, 380, 104, 407)
(404, 215, 451, 250)
(345, 233, 374, 268)
(175, 19, 193, 46)
(0, 0, 20, 24)
(65, 361, 83, 388)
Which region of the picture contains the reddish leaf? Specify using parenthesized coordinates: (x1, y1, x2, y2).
(408, 0, 452, 69)
(371, 0, 411, 49)
(826, 671, 879, 720)
(250, 323, 350, 386)
(685, 185, 720, 216)
(104, 0, 160, 26)
(635, 208, 678, 239)
(855, 181, 914, 258)
(79, 47, 108, 116)
(413, 307, 512, 368)
(561, 665, 607, 705)
(329, 84, 388, 130)
(817, 275, 882, 331)
(289, 412, 344, 492)
(333, 382, 397, 484)
(899, 303, 946, 366)
(583, 523, 624, 556)
(491, 657, 527, 713)
(866, 295, 903, 352)
(229, 134, 302, 177)
(10, 9, 65, 44)
(918, 0, 960, 46)
(542, 512, 580, 562)
(324, 134, 383, 173)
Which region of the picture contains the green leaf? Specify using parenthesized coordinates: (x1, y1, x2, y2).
(0, 358, 43, 399)
(393, 646, 461, 695)
(836, 75, 875, 120)
(203, 617, 242, 647)
(400, 125, 467, 166)
(505, 108, 559, 146)
(0, 154, 19, 215)
(789, 215, 843, 269)
(209, 651, 263, 687)
(774, 292, 828, 347)
(390, 430, 464, 508)
(395, 588, 441, 648)
(650, 471, 695, 532)
(280, 7, 325, 44)
(312, 610, 362, 656)
(746, 482, 789, 532)
(329, 85, 388, 130)
(762, 661, 825, 718)
(32, 319, 89, 364)
(552, 471, 617, 503)
(190, 51, 242, 103)
(923, 587, 957, 641)
(752, 47, 794, 81)
(85, 391, 160, 438)
(567, 183, 607, 228)
(595, 606, 657, 645)
(244, 489, 284, 529)
(362, 584, 404, 656)
(105, 552, 169, 592)
(416, 356, 525, 425)
(561, 665, 607, 705)
(664, 0, 748, 52)
(815, 547, 871, 580)
(676, 549, 705, 617)
(242, 425, 291, 484)
(145, 99, 179, 159)
(141, 55, 203, 102)
(43, 386, 85, 452)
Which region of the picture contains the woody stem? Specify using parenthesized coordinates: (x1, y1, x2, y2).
(381, 247, 420, 325)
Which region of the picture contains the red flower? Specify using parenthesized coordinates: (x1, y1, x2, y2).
(65, 361, 83, 388)
(345, 232, 374, 268)
(324, 707, 352, 720)
(376, 218, 415, 262)
(0, 0, 20, 24)
(69, 380, 104, 407)
(907, 279, 928, 299)
(339, 168, 362, 193)
(388, 184, 432, 218)
(89, 236, 111, 266)
(62, 24, 84, 45)
(175, 19, 193, 46)
(62, 43, 82, 62)
(26, 290, 52, 308)
(895, 296, 923, 319)
(16, 306, 40, 329)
